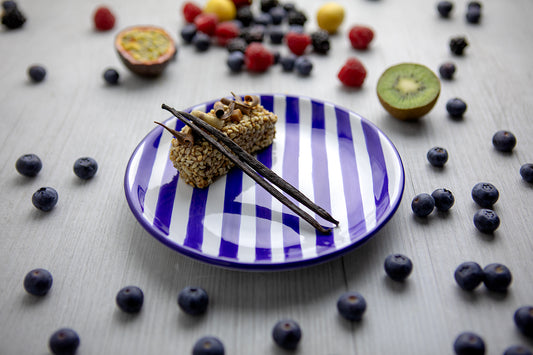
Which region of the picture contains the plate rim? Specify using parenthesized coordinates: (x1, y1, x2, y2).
(124, 93, 405, 271)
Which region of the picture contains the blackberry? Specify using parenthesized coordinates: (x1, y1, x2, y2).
(287, 9, 307, 26)
(311, 30, 330, 54)
(240, 24, 265, 43)
(483, 263, 512, 292)
(450, 36, 469, 55)
(1, 5, 25, 29)
(260, 0, 279, 13)
(236, 6, 254, 27)
(492, 130, 516, 152)
(226, 37, 248, 53)
(439, 62, 456, 79)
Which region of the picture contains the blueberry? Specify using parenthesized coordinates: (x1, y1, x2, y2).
(28, 65, 46, 82)
(116, 286, 144, 313)
(279, 55, 296, 71)
(15, 153, 42, 177)
(2, 0, 17, 11)
(192, 336, 225, 355)
(468, 1, 482, 10)
(453, 332, 485, 355)
(272, 319, 302, 350)
(181, 23, 197, 43)
(454, 262, 484, 291)
(411, 193, 435, 217)
(520, 163, 533, 183)
(427, 147, 449, 167)
(439, 62, 456, 79)
(178, 286, 209, 315)
(473, 209, 500, 233)
(226, 51, 245, 72)
(23, 268, 53, 296)
(384, 253, 413, 281)
(466, 7, 481, 23)
(492, 130, 517, 152)
(226, 37, 248, 53)
(483, 263, 512, 292)
(236, 6, 254, 27)
(103, 68, 119, 85)
(437, 1, 454, 17)
(450, 36, 469, 56)
(49, 328, 80, 355)
(73, 157, 98, 180)
(514, 306, 533, 338)
(254, 12, 272, 26)
(260, 0, 279, 13)
(471, 182, 499, 208)
(311, 30, 330, 54)
(269, 6, 286, 25)
(268, 25, 285, 44)
(192, 32, 211, 52)
(294, 56, 313, 76)
(337, 291, 367, 321)
(504, 345, 533, 355)
(32, 187, 58, 212)
(431, 188, 455, 211)
(446, 98, 467, 118)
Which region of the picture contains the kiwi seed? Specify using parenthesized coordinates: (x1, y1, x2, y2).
(376, 63, 441, 120)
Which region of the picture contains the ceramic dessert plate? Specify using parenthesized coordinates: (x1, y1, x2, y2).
(124, 94, 405, 270)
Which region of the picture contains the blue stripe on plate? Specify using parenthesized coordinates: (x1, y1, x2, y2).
(219, 168, 243, 258)
(132, 130, 163, 213)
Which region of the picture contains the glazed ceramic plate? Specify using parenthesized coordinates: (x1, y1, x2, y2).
(124, 94, 405, 270)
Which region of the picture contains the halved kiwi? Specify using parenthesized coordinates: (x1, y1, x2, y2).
(376, 63, 441, 120)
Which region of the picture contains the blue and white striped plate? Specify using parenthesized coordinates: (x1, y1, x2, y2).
(124, 94, 405, 270)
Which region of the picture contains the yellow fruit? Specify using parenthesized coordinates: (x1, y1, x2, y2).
(204, 0, 237, 22)
(316, 2, 345, 34)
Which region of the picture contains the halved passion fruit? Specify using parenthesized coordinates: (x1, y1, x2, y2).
(115, 26, 176, 77)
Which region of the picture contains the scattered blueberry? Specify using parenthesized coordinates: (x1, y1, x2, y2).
(337, 291, 367, 321)
(439, 62, 456, 79)
(520, 163, 533, 183)
(32, 187, 58, 212)
(504, 345, 533, 355)
(254, 12, 272, 26)
(269, 6, 286, 25)
(492, 130, 517, 152)
(1, 3, 25, 29)
(15, 153, 42, 177)
(483, 263, 512, 292)
(431, 188, 455, 211)
(279, 55, 296, 71)
(514, 306, 533, 338)
(446, 98, 467, 118)
(311, 30, 330, 54)
(192, 32, 211, 52)
(2, 1, 18, 11)
(23, 268, 53, 296)
(28, 65, 46, 83)
(454, 262, 484, 291)
(181, 23, 197, 43)
(468, 1, 482, 10)
(272, 319, 302, 350)
(103, 68, 119, 85)
(449, 36, 469, 55)
(473, 209, 500, 233)
(178, 286, 209, 315)
(427, 147, 449, 167)
(471, 182, 499, 208)
(294, 56, 313, 76)
(49, 328, 80, 355)
(226, 51, 245, 72)
(73, 157, 98, 180)
(226, 37, 248, 53)
(437, 1, 454, 17)
(192, 336, 225, 355)
(466, 7, 481, 23)
(411, 193, 435, 217)
(116, 286, 144, 313)
(453, 332, 485, 355)
(269, 25, 285, 44)
(384, 253, 413, 281)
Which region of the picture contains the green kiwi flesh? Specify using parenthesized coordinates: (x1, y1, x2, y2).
(377, 63, 441, 120)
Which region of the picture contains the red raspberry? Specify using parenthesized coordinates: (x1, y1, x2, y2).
(183, 2, 203, 23)
(348, 25, 374, 50)
(337, 57, 367, 87)
(244, 43, 274, 72)
(232, 0, 252, 8)
(285, 32, 312, 56)
(93, 6, 116, 31)
(215, 22, 240, 46)
(194, 13, 218, 36)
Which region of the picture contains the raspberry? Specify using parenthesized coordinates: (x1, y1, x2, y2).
(215, 21, 240, 46)
(348, 25, 374, 50)
(183, 2, 203, 23)
(337, 57, 367, 87)
(194, 13, 218, 36)
(232, 0, 252, 8)
(244, 42, 274, 72)
(285, 31, 311, 56)
(93, 6, 116, 31)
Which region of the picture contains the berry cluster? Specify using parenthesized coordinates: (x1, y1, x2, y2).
(437, 1, 482, 24)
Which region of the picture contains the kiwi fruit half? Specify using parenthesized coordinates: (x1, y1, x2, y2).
(376, 63, 441, 120)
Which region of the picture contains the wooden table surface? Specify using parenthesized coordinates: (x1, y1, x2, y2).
(1, 0, 532, 354)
